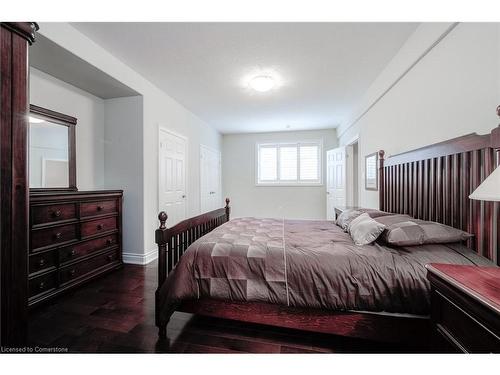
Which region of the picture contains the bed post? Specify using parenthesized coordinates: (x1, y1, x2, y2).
(378, 150, 385, 211)
(155, 211, 168, 338)
(225, 197, 231, 222)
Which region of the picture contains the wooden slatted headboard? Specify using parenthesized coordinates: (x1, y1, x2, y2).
(378, 109, 500, 265)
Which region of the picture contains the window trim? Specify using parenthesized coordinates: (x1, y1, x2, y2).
(255, 140, 323, 186)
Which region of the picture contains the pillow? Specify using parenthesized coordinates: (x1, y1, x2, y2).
(336, 208, 395, 232)
(373, 214, 414, 226)
(380, 219, 473, 246)
(336, 209, 362, 232)
(361, 209, 395, 219)
(348, 213, 386, 246)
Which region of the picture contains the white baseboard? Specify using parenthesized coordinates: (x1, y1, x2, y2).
(122, 249, 158, 265)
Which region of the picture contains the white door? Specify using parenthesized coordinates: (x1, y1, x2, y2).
(200, 145, 221, 213)
(326, 147, 346, 220)
(159, 129, 187, 226)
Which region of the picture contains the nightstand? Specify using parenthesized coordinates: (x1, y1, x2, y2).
(426, 263, 500, 353)
(333, 206, 360, 220)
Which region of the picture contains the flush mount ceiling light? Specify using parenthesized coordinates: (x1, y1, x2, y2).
(248, 75, 276, 93)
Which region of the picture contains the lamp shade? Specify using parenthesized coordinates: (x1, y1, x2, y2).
(469, 165, 500, 201)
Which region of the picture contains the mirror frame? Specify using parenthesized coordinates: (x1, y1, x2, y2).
(29, 104, 77, 192)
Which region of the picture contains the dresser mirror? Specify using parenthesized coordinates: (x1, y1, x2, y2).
(29, 104, 77, 191)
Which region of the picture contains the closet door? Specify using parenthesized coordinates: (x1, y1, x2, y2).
(200, 145, 221, 213)
(0, 22, 37, 346)
(326, 147, 346, 220)
(159, 129, 187, 227)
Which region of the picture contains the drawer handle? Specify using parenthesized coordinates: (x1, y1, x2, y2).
(37, 259, 46, 268)
(70, 249, 77, 257)
(52, 210, 62, 218)
(38, 281, 45, 290)
(106, 238, 114, 245)
(97, 224, 103, 230)
(107, 254, 114, 261)
(69, 269, 76, 277)
(97, 206, 104, 211)
(54, 232, 62, 240)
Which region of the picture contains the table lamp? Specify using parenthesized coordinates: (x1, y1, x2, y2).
(469, 165, 500, 201)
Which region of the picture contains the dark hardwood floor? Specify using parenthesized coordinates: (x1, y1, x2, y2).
(28, 262, 429, 353)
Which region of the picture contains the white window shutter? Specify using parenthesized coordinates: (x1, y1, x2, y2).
(257, 141, 321, 185)
(279, 146, 298, 181)
(259, 146, 278, 181)
(299, 145, 319, 181)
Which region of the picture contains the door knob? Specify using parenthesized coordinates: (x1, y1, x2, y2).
(182, 195, 186, 198)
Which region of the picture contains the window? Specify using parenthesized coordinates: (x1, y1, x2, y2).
(256, 141, 322, 185)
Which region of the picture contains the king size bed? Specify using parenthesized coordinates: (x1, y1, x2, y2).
(154, 115, 500, 345)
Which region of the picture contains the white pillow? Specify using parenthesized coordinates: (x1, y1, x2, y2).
(349, 213, 386, 246)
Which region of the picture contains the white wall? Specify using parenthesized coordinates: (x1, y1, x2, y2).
(104, 96, 145, 263)
(222, 129, 337, 219)
(37, 23, 222, 264)
(30, 68, 105, 190)
(338, 23, 500, 209)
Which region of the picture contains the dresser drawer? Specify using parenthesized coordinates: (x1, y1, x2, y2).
(80, 200, 117, 218)
(29, 271, 57, 299)
(59, 234, 119, 264)
(81, 216, 117, 238)
(434, 290, 500, 353)
(59, 249, 119, 285)
(29, 250, 57, 275)
(32, 203, 77, 226)
(31, 223, 78, 251)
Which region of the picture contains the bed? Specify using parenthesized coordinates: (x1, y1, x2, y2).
(154, 117, 500, 344)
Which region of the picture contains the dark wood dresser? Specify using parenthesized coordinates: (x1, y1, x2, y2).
(29, 190, 123, 307)
(426, 263, 500, 353)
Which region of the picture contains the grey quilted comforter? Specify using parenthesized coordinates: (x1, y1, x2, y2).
(157, 217, 491, 325)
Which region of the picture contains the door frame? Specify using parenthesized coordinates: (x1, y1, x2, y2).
(199, 144, 222, 213)
(158, 126, 189, 224)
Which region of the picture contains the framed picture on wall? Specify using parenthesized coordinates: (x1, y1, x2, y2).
(365, 152, 378, 191)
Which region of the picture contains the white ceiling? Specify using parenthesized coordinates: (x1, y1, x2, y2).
(71, 22, 418, 134)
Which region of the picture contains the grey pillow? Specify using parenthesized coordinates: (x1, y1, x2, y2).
(336, 209, 363, 232)
(361, 209, 395, 219)
(373, 214, 414, 227)
(336, 208, 394, 232)
(349, 213, 386, 246)
(380, 219, 473, 246)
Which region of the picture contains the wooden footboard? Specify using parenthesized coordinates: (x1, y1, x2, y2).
(154, 198, 230, 337)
